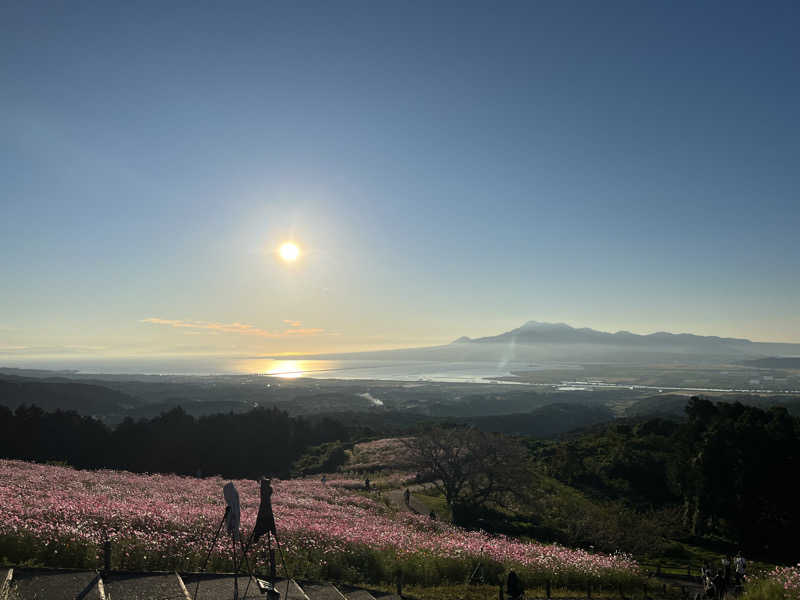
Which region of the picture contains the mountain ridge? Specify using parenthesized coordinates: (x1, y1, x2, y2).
(463, 321, 754, 346)
(285, 321, 800, 363)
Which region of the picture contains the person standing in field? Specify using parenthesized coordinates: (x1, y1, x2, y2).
(721, 555, 732, 587)
(734, 552, 746, 585)
(713, 570, 726, 600)
(404, 488, 411, 506)
(702, 571, 715, 600)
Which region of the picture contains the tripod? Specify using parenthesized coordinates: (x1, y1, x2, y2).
(193, 507, 258, 600)
(194, 481, 291, 599)
(193, 506, 230, 600)
(239, 527, 291, 600)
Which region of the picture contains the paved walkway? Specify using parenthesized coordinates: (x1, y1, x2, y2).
(1, 568, 402, 600)
(1, 567, 700, 600)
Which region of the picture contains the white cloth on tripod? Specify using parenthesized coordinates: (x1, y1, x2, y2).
(223, 482, 241, 540)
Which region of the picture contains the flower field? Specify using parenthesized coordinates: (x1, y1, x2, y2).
(755, 565, 800, 600)
(346, 437, 416, 471)
(0, 459, 641, 590)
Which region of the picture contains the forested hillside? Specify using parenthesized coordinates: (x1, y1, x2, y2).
(532, 398, 800, 561)
(0, 377, 141, 414)
(0, 404, 348, 478)
(3, 391, 799, 564)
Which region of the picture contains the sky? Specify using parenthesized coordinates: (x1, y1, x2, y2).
(1, 1, 799, 363)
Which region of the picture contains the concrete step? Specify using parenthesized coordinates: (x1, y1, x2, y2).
(341, 590, 378, 600)
(179, 572, 283, 600)
(179, 574, 309, 600)
(298, 582, 348, 600)
(2, 568, 13, 599)
(102, 572, 185, 600)
(1, 569, 389, 600)
(273, 579, 310, 600)
(10, 568, 103, 600)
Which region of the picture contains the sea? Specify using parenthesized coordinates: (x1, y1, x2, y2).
(1, 357, 553, 384)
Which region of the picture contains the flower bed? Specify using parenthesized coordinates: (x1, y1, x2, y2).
(0, 459, 640, 589)
(346, 438, 416, 471)
(745, 565, 800, 600)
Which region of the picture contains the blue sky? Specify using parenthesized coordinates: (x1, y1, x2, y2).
(1, 0, 799, 361)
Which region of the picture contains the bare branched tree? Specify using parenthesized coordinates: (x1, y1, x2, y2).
(403, 425, 534, 524)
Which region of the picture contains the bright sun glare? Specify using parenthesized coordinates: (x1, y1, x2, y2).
(279, 242, 300, 261)
(266, 360, 304, 378)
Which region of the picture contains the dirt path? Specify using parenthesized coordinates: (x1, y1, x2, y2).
(385, 483, 439, 517)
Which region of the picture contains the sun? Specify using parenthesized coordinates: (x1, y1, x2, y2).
(279, 242, 300, 261)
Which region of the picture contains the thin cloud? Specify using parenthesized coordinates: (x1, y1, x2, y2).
(141, 318, 325, 338)
(0, 344, 106, 355)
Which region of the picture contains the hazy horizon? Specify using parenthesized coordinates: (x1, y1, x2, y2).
(3, 319, 800, 368)
(3, 1, 799, 361)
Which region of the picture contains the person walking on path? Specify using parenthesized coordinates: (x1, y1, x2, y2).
(403, 488, 411, 506)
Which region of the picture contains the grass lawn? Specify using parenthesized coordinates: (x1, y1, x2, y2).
(413, 492, 452, 522)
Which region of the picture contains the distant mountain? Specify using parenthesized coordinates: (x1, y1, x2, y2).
(467, 320, 754, 348)
(293, 321, 800, 364)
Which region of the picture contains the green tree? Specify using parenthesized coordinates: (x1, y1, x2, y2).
(681, 397, 800, 559)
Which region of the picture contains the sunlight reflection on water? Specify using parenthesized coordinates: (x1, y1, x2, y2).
(229, 358, 538, 383)
(2, 356, 541, 382)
